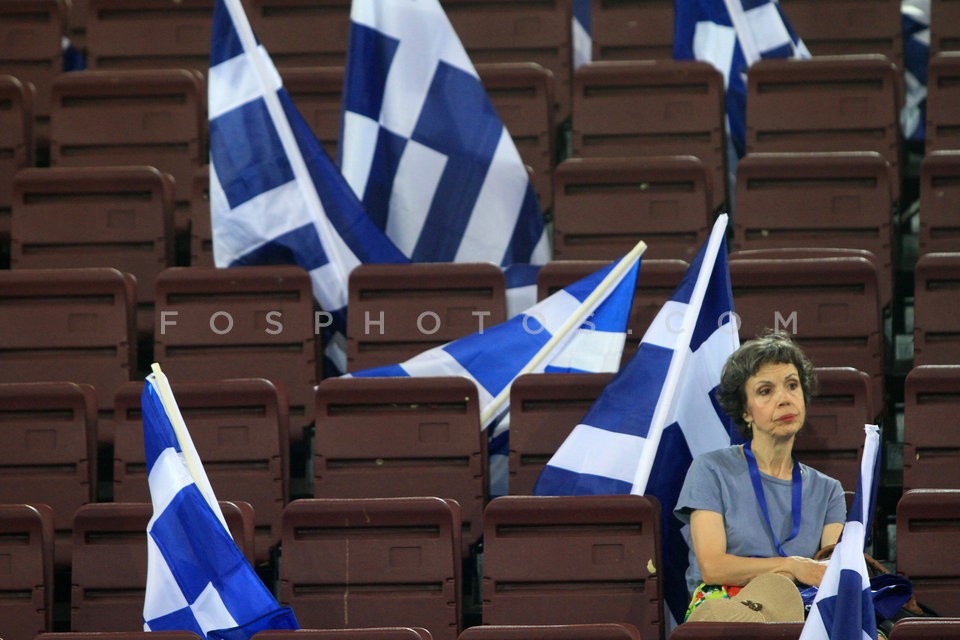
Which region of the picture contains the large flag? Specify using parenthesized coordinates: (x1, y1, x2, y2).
(339, 0, 550, 267)
(207, 0, 409, 374)
(572, 0, 592, 69)
(350, 242, 645, 497)
(800, 424, 881, 640)
(535, 214, 741, 627)
(901, 0, 929, 143)
(142, 364, 299, 637)
(674, 0, 809, 157)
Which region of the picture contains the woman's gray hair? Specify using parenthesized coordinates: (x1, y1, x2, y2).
(716, 330, 818, 439)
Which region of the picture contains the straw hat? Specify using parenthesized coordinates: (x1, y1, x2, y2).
(686, 573, 805, 623)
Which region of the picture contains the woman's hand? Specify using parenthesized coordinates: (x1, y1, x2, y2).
(782, 556, 830, 587)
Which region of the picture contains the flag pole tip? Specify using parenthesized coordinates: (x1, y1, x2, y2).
(151, 362, 162, 375)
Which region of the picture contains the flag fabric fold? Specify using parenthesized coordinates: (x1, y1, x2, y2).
(534, 214, 741, 627)
(340, 0, 550, 267)
(800, 424, 881, 640)
(673, 0, 808, 157)
(901, 0, 929, 143)
(142, 365, 299, 637)
(207, 0, 409, 374)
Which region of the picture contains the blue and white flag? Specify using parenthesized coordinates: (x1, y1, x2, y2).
(572, 0, 592, 69)
(800, 424, 881, 640)
(674, 0, 808, 157)
(208, 0, 409, 374)
(901, 0, 929, 143)
(339, 0, 550, 268)
(535, 214, 741, 628)
(142, 364, 299, 637)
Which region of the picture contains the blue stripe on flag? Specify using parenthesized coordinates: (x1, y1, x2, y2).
(502, 185, 548, 266)
(210, 6, 246, 67)
(351, 363, 409, 378)
(230, 223, 328, 271)
(342, 23, 399, 121)
(813, 570, 876, 639)
(362, 127, 408, 232)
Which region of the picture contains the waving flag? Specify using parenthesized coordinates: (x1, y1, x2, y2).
(339, 0, 550, 267)
(535, 214, 741, 627)
(573, 0, 592, 69)
(901, 0, 929, 143)
(674, 0, 808, 157)
(208, 0, 409, 374)
(800, 424, 881, 640)
(142, 364, 299, 637)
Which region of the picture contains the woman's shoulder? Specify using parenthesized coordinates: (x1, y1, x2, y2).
(799, 461, 844, 491)
(692, 444, 745, 470)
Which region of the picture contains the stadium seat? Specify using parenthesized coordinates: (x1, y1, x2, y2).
(481, 494, 662, 640)
(252, 629, 430, 640)
(0, 503, 54, 640)
(571, 60, 727, 212)
(281, 66, 345, 160)
(153, 265, 319, 446)
(48, 68, 207, 235)
(0, 75, 34, 257)
(189, 164, 212, 266)
(732, 151, 896, 309)
(313, 375, 486, 557)
(590, 0, 674, 61)
(913, 253, 960, 366)
(279, 497, 462, 640)
(507, 372, 614, 495)
(38, 633, 203, 640)
(459, 623, 642, 640)
(903, 365, 960, 491)
(552, 156, 711, 263)
(113, 378, 288, 564)
(11, 166, 176, 340)
(918, 151, 960, 256)
(889, 618, 960, 639)
(926, 52, 960, 154)
(669, 622, 804, 639)
(346, 262, 507, 372)
(745, 55, 902, 199)
(85, 0, 214, 74)
(931, 0, 960, 56)
(896, 489, 960, 617)
(246, 0, 351, 67)
(779, 0, 903, 69)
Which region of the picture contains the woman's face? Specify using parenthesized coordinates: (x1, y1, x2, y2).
(742, 361, 805, 440)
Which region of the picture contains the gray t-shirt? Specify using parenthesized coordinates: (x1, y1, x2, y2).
(674, 445, 846, 597)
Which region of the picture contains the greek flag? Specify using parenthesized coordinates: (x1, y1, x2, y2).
(901, 0, 929, 142)
(208, 0, 409, 374)
(674, 0, 808, 157)
(339, 0, 550, 267)
(142, 365, 299, 637)
(572, 0, 592, 69)
(535, 214, 741, 627)
(800, 424, 881, 640)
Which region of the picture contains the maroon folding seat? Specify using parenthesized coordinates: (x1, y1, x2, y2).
(896, 489, 960, 617)
(926, 53, 960, 154)
(0, 504, 54, 640)
(889, 618, 960, 639)
(918, 151, 960, 257)
(902, 365, 960, 491)
(281, 66, 345, 160)
(459, 623, 642, 640)
(0, 75, 34, 255)
(913, 253, 960, 366)
(246, 0, 351, 67)
(590, 0, 674, 61)
(931, 0, 960, 55)
(670, 622, 804, 639)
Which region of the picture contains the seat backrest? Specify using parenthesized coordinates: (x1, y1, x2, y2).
(552, 155, 711, 262)
(459, 623, 642, 640)
(918, 150, 960, 257)
(733, 151, 896, 309)
(668, 621, 805, 639)
(253, 629, 428, 640)
(0, 381, 96, 569)
(313, 376, 485, 557)
(246, 0, 351, 67)
(913, 253, 960, 366)
(903, 365, 960, 491)
(279, 497, 462, 640)
(11, 165, 175, 340)
(590, 0, 674, 61)
(85, 0, 213, 74)
(896, 489, 960, 617)
(926, 52, 960, 154)
(153, 265, 319, 445)
(114, 378, 288, 564)
(572, 60, 727, 211)
(346, 262, 507, 372)
(0, 75, 34, 246)
(507, 372, 615, 495)
(281, 66, 345, 160)
(189, 164, 212, 266)
(889, 618, 960, 639)
(482, 494, 662, 640)
(38, 633, 203, 640)
(931, 0, 960, 56)
(48, 68, 206, 234)
(0, 503, 54, 640)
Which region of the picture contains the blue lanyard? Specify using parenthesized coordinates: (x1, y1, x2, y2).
(743, 440, 803, 557)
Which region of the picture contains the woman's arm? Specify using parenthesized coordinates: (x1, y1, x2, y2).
(690, 509, 829, 587)
(821, 522, 843, 548)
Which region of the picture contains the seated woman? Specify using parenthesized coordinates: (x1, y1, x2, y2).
(674, 330, 847, 622)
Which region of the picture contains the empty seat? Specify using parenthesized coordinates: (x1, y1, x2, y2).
(0, 75, 34, 254)
(281, 66, 345, 160)
(153, 265, 319, 445)
(889, 618, 960, 639)
(903, 365, 960, 491)
(926, 52, 960, 154)
(114, 378, 288, 564)
(0, 503, 54, 640)
(552, 156, 712, 262)
(460, 623, 641, 640)
(732, 151, 896, 308)
(745, 55, 902, 199)
(246, 0, 351, 67)
(507, 372, 614, 495)
(572, 60, 727, 211)
(11, 166, 176, 340)
(85, 0, 213, 73)
(48, 69, 207, 235)
(189, 164, 212, 267)
(251, 629, 429, 640)
(313, 376, 486, 557)
(482, 494, 662, 640)
(279, 497, 462, 640)
(669, 622, 804, 639)
(896, 489, 960, 617)
(346, 262, 507, 372)
(913, 253, 960, 366)
(931, 0, 960, 55)
(38, 633, 203, 640)
(918, 151, 960, 256)
(590, 0, 674, 61)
